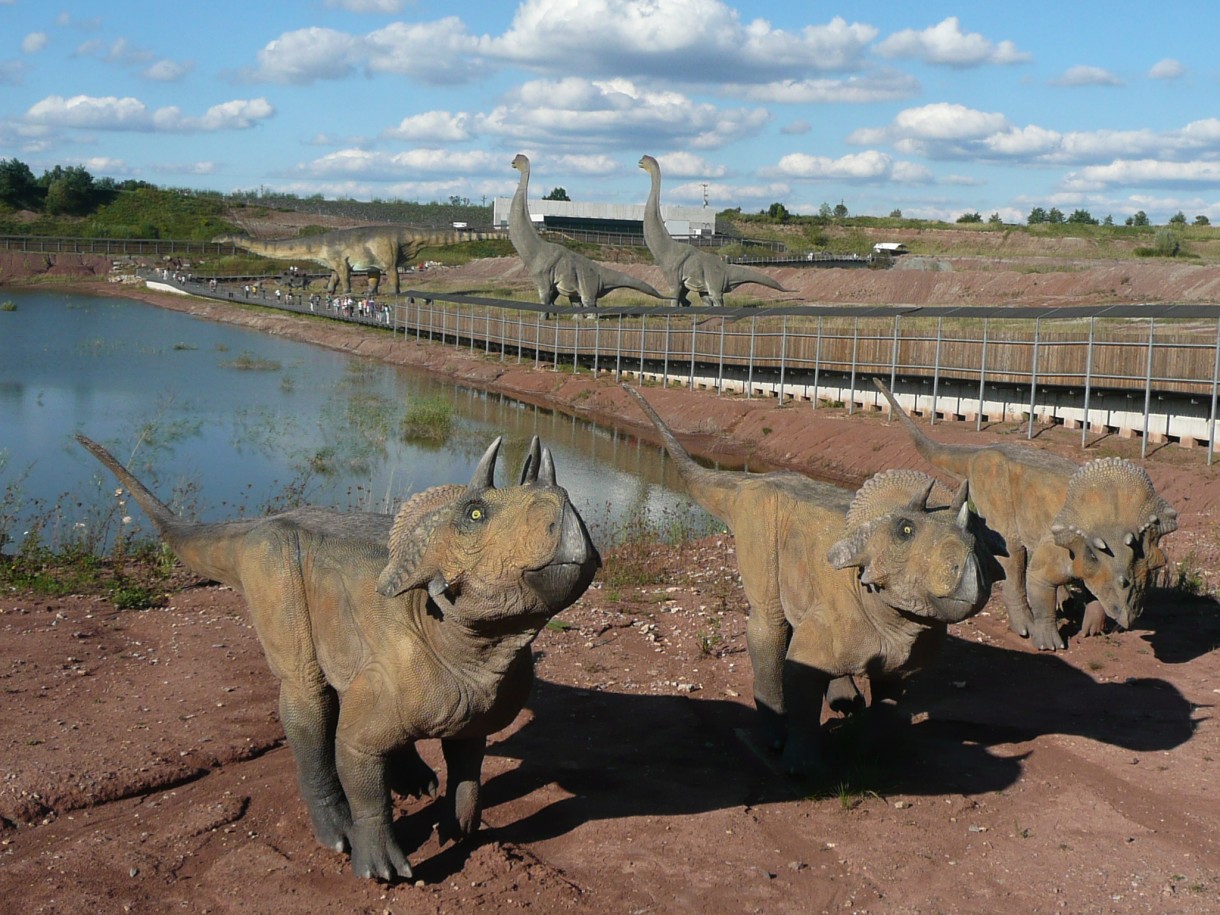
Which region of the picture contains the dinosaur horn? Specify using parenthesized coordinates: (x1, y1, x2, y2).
(520, 436, 542, 485)
(950, 479, 970, 513)
(469, 437, 502, 490)
(905, 479, 936, 513)
(540, 446, 556, 485)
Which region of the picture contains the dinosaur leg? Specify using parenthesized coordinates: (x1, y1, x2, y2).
(780, 621, 833, 780)
(744, 607, 790, 753)
(1080, 599, 1108, 636)
(826, 676, 865, 715)
(337, 261, 353, 294)
(279, 678, 350, 852)
(999, 543, 1037, 639)
(386, 743, 439, 799)
(333, 680, 413, 881)
(367, 269, 382, 295)
(439, 737, 487, 843)
(1025, 546, 1069, 650)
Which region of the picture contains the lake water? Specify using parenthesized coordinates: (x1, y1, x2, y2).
(0, 289, 717, 550)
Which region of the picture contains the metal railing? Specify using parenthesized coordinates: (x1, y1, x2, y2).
(151, 272, 1220, 462)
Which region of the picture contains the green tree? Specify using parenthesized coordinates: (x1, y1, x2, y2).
(0, 158, 39, 210)
(1027, 206, 1048, 224)
(1127, 210, 1150, 227)
(818, 202, 833, 220)
(542, 187, 570, 201)
(956, 211, 983, 223)
(41, 165, 97, 216)
(1047, 207, 1065, 224)
(766, 201, 790, 222)
(1168, 210, 1187, 225)
(1194, 214, 1211, 226)
(988, 212, 1003, 224)
(1103, 214, 1114, 226)
(889, 208, 902, 219)
(1067, 209, 1097, 225)
(832, 202, 848, 219)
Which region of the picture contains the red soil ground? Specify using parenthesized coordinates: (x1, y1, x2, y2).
(2, 270, 1219, 913)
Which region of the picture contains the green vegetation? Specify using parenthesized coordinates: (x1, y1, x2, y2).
(221, 352, 283, 372)
(400, 395, 455, 444)
(0, 300, 15, 312)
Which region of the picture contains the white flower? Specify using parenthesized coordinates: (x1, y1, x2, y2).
(122, 516, 133, 525)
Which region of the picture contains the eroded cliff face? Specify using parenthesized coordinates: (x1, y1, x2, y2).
(0, 252, 115, 284)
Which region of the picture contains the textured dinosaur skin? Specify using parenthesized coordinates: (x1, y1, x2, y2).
(639, 154, 786, 307)
(509, 154, 664, 311)
(214, 224, 490, 295)
(874, 378, 1177, 650)
(625, 387, 999, 778)
(77, 434, 600, 881)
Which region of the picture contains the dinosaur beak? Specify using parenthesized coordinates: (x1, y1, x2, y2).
(524, 501, 600, 612)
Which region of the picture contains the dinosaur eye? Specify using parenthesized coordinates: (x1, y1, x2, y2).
(895, 518, 915, 541)
(465, 502, 486, 523)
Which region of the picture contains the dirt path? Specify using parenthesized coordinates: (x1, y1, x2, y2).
(2, 278, 1219, 913)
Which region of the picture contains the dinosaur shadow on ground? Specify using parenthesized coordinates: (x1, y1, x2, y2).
(399, 631, 1200, 882)
(1134, 587, 1220, 664)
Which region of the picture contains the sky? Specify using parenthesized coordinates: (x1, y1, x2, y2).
(2, 0, 1219, 224)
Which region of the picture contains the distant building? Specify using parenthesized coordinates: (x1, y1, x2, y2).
(872, 242, 909, 255)
(491, 197, 715, 239)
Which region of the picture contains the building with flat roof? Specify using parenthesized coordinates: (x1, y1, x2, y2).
(491, 198, 715, 239)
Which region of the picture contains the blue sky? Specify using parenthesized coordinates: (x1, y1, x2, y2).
(2, 0, 1218, 224)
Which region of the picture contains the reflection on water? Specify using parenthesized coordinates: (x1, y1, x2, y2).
(0, 289, 724, 548)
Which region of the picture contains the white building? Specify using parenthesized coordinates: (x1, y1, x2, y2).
(490, 198, 715, 238)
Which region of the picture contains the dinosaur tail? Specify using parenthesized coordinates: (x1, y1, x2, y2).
(622, 386, 744, 524)
(871, 378, 978, 479)
(600, 266, 665, 299)
(726, 264, 787, 293)
(76, 435, 255, 589)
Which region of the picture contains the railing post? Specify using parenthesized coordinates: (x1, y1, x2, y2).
(689, 314, 697, 389)
(889, 316, 899, 395)
(1141, 317, 1155, 459)
(593, 314, 601, 376)
(662, 314, 671, 388)
(930, 317, 943, 426)
(717, 318, 726, 395)
(778, 315, 788, 405)
(976, 318, 988, 431)
(812, 316, 823, 410)
(615, 314, 623, 381)
(1027, 317, 1041, 439)
(746, 316, 756, 399)
(639, 313, 646, 380)
(534, 312, 542, 369)
(1081, 317, 1095, 447)
(1209, 316, 1220, 465)
(553, 312, 561, 370)
(848, 317, 859, 415)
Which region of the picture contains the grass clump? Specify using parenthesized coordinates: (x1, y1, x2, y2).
(222, 351, 283, 371)
(0, 300, 16, 312)
(400, 396, 454, 445)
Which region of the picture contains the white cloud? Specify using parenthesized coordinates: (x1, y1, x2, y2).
(727, 70, 919, 104)
(151, 161, 220, 176)
(245, 27, 362, 84)
(781, 119, 811, 136)
(24, 94, 274, 132)
(325, 0, 407, 12)
(300, 147, 504, 181)
(1148, 58, 1185, 80)
(74, 36, 154, 66)
(874, 17, 1029, 67)
(365, 19, 483, 84)
(475, 77, 771, 151)
(1062, 159, 1220, 191)
(1052, 65, 1123, 87)
(0, 59, 24, 85)
(21, 32, 47, 54)
(654, 152, 728, 178)
(142, 59, 192, 82)
(383, 111, 474, 142)
(764, 149, 929, 184)
(892, 102, 1008, 141)
(482, 2, 876, 82)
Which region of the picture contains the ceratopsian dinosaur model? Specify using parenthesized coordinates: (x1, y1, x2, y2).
(639, 154, 786, 307)
(77, 434, 600, 881)
(214, 224, 490, 295)
(624, 387, 999, 778)
(509, 153, 664, 311)
(874, 378, 1177, 650)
